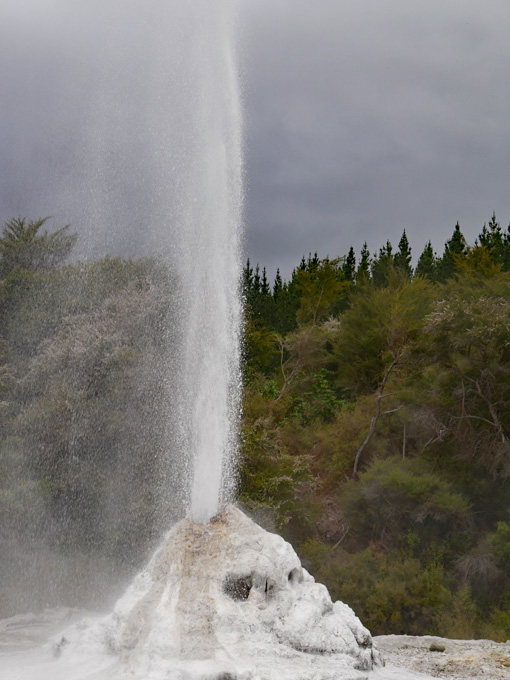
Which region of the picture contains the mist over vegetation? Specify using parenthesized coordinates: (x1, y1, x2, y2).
(1, 214, 510, 640)
(0, 218, 185, 613)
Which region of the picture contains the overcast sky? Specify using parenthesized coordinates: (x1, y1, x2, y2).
(2, 0, 510, 280)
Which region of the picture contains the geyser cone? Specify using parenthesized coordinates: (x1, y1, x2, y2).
(56, 506, 382, 679)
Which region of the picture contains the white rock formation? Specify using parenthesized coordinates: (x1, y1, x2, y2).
(54, 505, 382, 679)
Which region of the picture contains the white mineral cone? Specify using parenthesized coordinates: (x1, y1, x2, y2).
(55, 505, 382, 679)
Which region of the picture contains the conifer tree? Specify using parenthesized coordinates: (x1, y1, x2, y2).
(273, 268, 283, 299)
(503, 223, 510, 271)
(394, 230, 413, 279)
(478, 212, 507, 267)
(439, 222, 466, 281)
(415, 241, 437, 280)
(253, 263, 261, 293)
(371, 241, 393, 287)
(261, 266, 270, 296)
(243, 258, 254, 294)
(306, 252, 320, 272)
(355, 242, 370, 283)
(342, 246, 356, 281)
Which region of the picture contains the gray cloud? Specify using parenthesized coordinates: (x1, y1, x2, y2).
(1, 1, 510, 281)
(243, 0, 510, 278)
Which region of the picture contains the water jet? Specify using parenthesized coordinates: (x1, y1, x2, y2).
(0, 2, 385, 678)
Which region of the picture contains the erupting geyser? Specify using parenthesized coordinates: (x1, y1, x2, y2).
(0, 1, 384, 678)
(168, 0, 243, 526)
(175, 3, 243, 527)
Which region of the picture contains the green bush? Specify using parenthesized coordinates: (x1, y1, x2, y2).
(340, 456, 471, 547)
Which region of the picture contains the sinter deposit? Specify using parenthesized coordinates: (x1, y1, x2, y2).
(46, 506, 381, 679)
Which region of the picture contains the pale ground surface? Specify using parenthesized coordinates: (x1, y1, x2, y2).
(375, 634, 510, 679)
(2, 607, 509, 679)
(0, 508, 508, 679)
(2, 612, 499, 680)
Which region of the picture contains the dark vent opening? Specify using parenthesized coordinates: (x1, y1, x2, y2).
(223, 575, 252, 601)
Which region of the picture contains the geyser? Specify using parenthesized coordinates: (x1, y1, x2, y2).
(50, 506, 382, 680)
(174, 3, 243, 526)
(168, 0, 243, 525)
(0, 2, 385, 679)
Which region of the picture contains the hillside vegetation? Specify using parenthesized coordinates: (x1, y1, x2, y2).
(241, 216, 510, 640)
(0, 215, 509, 639)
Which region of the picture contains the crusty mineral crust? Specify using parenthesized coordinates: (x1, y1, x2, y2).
(58, 505, 382, 679)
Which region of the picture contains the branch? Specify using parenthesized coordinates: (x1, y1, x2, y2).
(275, 311, 323, 403)
(352, 350, 402, 478)
(332, 525, 351, 550)
(451, 414, 503, 428)
(382, 406, 402, 416)
(474, 379, 506, 442)
(422, 419, 449, 451)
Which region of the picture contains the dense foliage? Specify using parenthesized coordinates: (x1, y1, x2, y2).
(1, 214, 510, 641)
(241, 216, 510, 640)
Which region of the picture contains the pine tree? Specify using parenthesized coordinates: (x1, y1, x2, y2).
(415, 241, 437, 280)
(478, 212, 505, 266)
(261, 267, 270, 296)
(273, 268, 283, 299)
(342, 246, 356, 281)
(306, 252, 320, 272)
(394, 230, 413, 279)
(371, 241, 393, 287)
(355, 243, 370, 284)
(253, 263, 261, 293)
(503, 223, 510, 271)
(439, 222, 466, 281)
(242, 258, 254, 295)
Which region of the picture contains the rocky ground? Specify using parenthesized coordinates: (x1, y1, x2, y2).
(375, 634, 510, 679)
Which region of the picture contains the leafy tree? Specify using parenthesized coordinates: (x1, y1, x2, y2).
(341, 457, 471, 546)
(243, 317, 280, 377)
(271, 281, 301, 335)
(334, 273, 434, 395)
(423, 271, 510, 478)
(294, 257, 347, 325)
(305, 251, 320, 272)
(0, 217, 77, 277)
(333, 274, 435, 475)
(491, 521, 510, 565)
(243, 261, 275, 327)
